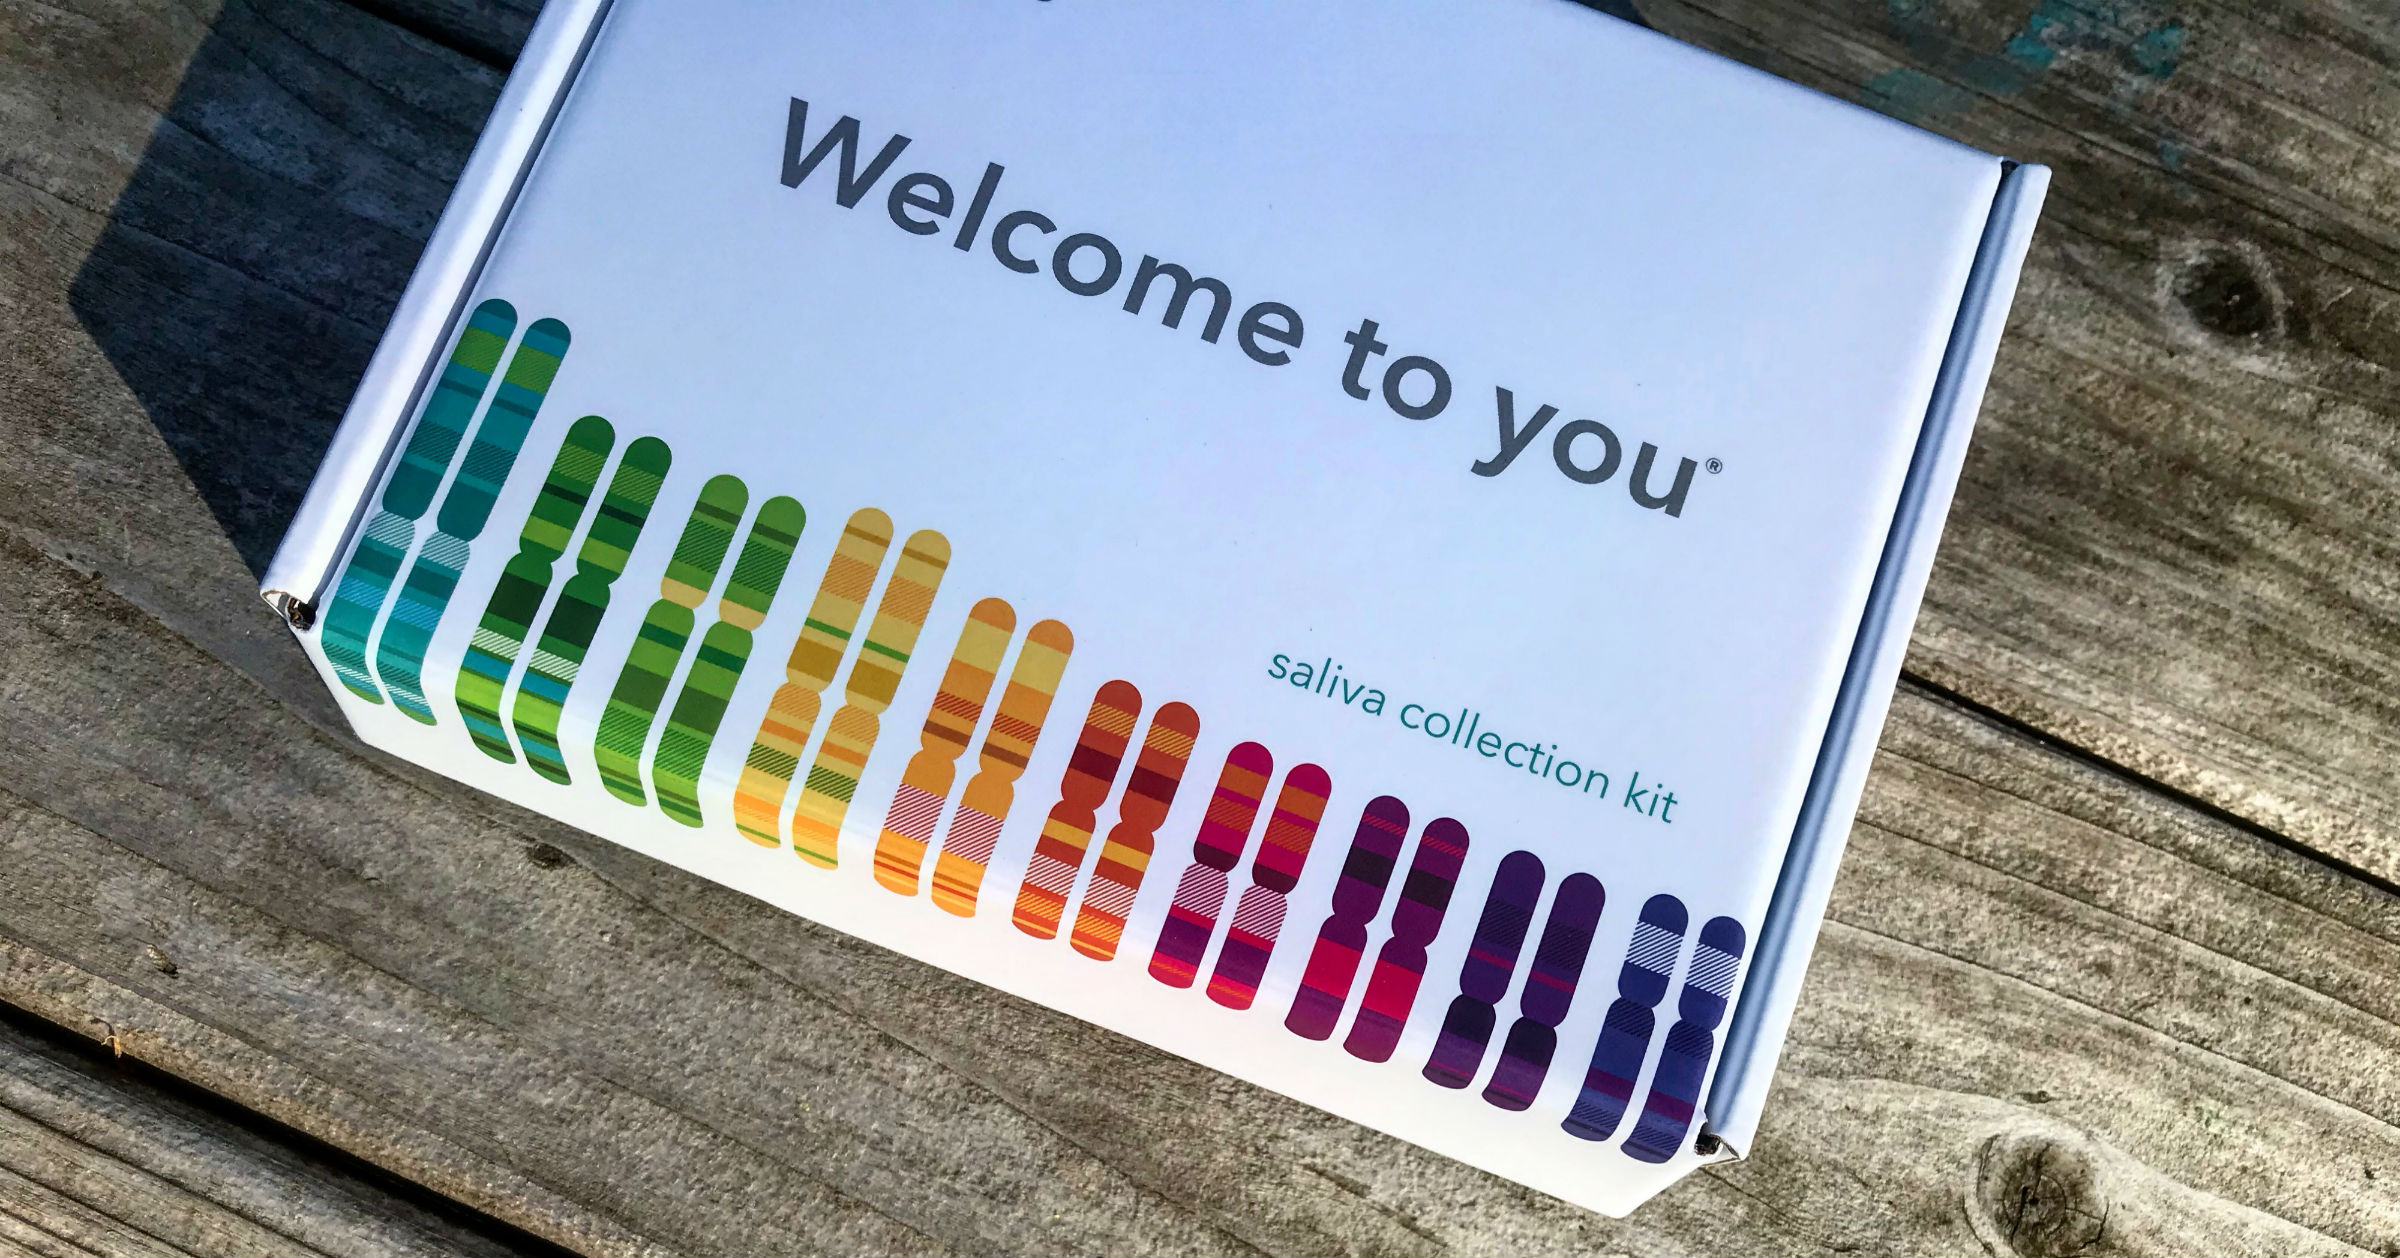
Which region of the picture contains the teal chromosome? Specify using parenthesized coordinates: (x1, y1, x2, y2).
(377, 317, 571, 723)
(320, 299, 516, 701)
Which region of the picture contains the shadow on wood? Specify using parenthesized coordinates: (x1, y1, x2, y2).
(64, 0, 502, 579)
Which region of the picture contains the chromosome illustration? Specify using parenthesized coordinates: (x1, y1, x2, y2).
(1207, 764, 1332, 1009)
(594, 474, 748, 804)
(323, 299, 517, 701)
(1483, 873, 1604, 1111)
(653, 496, 806, 825)
(513, 436, 671, 783)
(1069, 703, 1202, 960)
(874, 597, 1016, 893)
(1424, 850, 1545, 1088)
(1286, 795, 1410, 1040)
(789, 529, 951, 867)
(1149, 742, 1274, 987)
(457, 415, 614, 760)
(1014, 681, 1142, 938)
(927, 619, 1074, 915)
(732, 508, 893, 846)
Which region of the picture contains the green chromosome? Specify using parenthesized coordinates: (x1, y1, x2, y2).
(513, 437, 672, 783)
(455, 415, 614, 759)
(321, 299, 515, 701)
(378, 317, 572, 723)
(594, 474, 748, 804)
(653, 496, 805, 826)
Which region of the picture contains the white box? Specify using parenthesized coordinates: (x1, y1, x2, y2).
(264, 0, 2045, 1215)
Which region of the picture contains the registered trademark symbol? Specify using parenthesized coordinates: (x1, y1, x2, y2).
(1705, 458, 1724, 474)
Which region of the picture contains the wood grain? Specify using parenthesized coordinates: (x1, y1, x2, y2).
(1636, 0, 2400, 882)
(0, 0, 2395, 1253)
(0, 1008, 541, 1258)
(2, 497, 2393, 1254)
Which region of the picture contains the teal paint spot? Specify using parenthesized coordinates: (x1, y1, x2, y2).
(2128, 23, 2185, 79)
(1866, 0, 2183, 125)
(2156, 138, 2185, 171)
(2003, 15, 2060, 71)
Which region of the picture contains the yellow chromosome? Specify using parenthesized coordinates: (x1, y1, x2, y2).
(731, 509, 892, 846)
(789, 529, 951, 868)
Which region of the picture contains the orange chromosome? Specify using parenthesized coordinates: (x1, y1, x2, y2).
(1012, 681, 1141, 938)
(1069, 703, 1201, 960)
(929, 620, 1074, 916)
(873, 598, 1015, 894)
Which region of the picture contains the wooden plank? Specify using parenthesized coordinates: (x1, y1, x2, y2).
(0, 0, 2393, 1253)
(1629, 0, 2400, 881)
(0, 495, 2392, 1253)
(0, 1008, 542, 1258)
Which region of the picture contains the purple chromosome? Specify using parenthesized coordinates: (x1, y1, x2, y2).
(1481, 873, 1604, 1111)
(1562, 893, 1689, 1142)
(1344, 817, 1471, 1062)
(1622, 915, 1745, 1162)
(1423, 850, 1544, 1088)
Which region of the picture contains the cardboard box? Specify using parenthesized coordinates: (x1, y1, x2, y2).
(262, 0, 2047, 1215)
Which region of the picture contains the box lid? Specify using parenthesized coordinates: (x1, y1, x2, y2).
(265, 0, 2045, 1215)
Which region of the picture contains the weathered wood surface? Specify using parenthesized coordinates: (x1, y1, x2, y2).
(0, 1008, 545, 1258)
(0, 0, 2394, 1253)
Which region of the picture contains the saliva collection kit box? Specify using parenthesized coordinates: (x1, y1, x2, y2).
(262, 0, 2046, 1216)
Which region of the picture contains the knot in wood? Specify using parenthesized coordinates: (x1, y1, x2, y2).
(1971, 1129, 2110, 1257)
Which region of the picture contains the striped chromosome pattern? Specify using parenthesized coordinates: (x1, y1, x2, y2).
(1285, 796, 1410, 1040)
(928, 620, 1074, 916)
(652, 497, 806, 826)
(789, 530, 952, 867)
(513, 436, 671, 783)
(1207, 765, 1332, 1009)
(733, 509, 893, 846)
(1343, 817, 1471, 1062)
(594, 475, 748, 804)
(1622, 915, 1744, 1163)
(323, 299, 516, 702)
(1148, 742, 1273, 987)
(874, 598, 1016, 893)
(1424, 850, 1545, 1088)
(1069, 703, 1201, 961)
(1483, 873, 1605, 1111)
(1562, 893, 1689, 1142)
(1012, 682, 1141, 939)
(379, 318, 571, 722)
(457, 415, 613, 760)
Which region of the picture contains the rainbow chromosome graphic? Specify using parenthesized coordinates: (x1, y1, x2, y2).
(928, 620, 1074, 916)
(653, 496, 806, 826)
(1622, 915, 1743, 1163)
(1013, 682, 1141, 938)
(789, 529, 951, 867)
(322, 299, 516, 702)
(457, 415, 613, 760)
(733, 508, 892, 846)
(1207, 765, 1332, 1009)
(379, 318, 570, 722)
(1424, 850, 1545, 1088)
(1344, 817, 1471, 1062)
(874, 597, 1015, 893)
(1149, 742, 1273, 987)
(1562, 892, 1688, 1142)
(1286, 795, 1410, 1040)
(1483, 873, 1605, 1111)
(594, 474, 748, 804)
(513, 436, 671, 783)
(1070, 703, 1201, 961)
